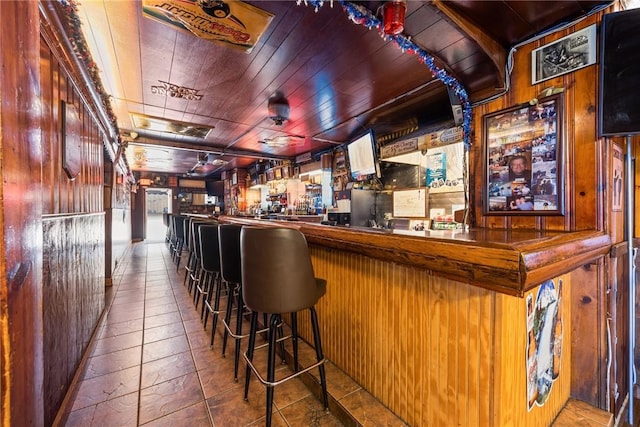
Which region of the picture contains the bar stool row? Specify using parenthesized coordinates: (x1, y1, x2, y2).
(164, 214, 329, 426)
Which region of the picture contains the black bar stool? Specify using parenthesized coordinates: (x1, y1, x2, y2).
(218, 223, 247, 381)
(171, 215, 187, 269)
(240, 226, 329, 427)
(197, 224, 221, 326)
(187, 221, 208, 297)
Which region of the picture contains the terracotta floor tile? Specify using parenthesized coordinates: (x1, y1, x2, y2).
(71, 365, 140, 410)
(190, 346, 220, 372)
(99, 318, 144, 338)
(93, 330, 143, 357)
(139, 402, 212, 426)
(272, 374, 312, 410)
(144, 311, 183, 329)
(206, 382, 268, 426)
(84, 346, 142, 379)
(143, 322, 185, 344)
(142, 335, 190, 364)
(66, 392, 138, 427)
(144, 302, 179, 318)
(279, 395, 342, 427)
(145, 295, 176, 308)
(139, 372, 203, 425)
(197, 354, 247, 399)
(141, 351, 196, 388)
(105, 305, 145, 323)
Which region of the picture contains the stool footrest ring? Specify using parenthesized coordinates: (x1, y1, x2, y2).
(243, 352, 326, 388)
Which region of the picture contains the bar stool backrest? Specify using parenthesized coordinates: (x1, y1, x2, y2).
(199, 224, 221, 273)
(241, 227, 323, 314)
(191, 221, 209, 261)
(174, 216, 187, 242)
(218, 224, 242, 285)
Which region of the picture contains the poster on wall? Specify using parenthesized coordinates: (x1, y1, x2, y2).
(526, 279, 563, 411)
(427, 141, 465, 194)
(612, 144, 623, 212)
(531, 24, 597, 84)
(484, 94, 563, 215)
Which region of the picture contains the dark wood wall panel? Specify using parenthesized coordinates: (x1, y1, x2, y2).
(40, 36, 104, 216)
(39, 22, 109, 425)
(0, 1, 44, 425)
(42, 214, 105, 426)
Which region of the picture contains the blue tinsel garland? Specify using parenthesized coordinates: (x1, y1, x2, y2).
(298, 0, 473, 149)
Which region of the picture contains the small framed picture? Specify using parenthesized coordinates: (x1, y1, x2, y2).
(61, 100, 82, 180)
(531, 24, 596, 84)
(484, 94, 563, 215)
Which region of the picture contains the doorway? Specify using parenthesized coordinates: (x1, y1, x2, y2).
(145, 188, 172, 242)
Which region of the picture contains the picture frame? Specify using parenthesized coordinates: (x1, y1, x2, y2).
(484, 94, 563, 215)
(531, 24, 597, 84)
(61, 100, 82, 180)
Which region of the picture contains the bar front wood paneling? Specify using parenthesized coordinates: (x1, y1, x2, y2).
(309, 239, 573, 426)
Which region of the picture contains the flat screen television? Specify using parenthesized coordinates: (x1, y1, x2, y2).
(347, 130, 380, 180)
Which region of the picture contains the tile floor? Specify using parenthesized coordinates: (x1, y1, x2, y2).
(59, 238, 408, 426)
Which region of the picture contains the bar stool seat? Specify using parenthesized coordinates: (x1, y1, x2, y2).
(240, 226, 329, 427)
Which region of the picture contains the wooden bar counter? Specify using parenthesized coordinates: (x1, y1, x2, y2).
(223, 216, 610, 297)
(221, 216, 611, 426)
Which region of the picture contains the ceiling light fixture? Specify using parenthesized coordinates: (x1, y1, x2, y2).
(267, 93, 290, 126)
(382, 0, 406, 36)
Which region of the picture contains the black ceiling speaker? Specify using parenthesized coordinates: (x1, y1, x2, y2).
(599, 8, 640, 137)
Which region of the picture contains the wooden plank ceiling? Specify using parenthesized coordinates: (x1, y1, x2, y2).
(74, 0, 611, 178)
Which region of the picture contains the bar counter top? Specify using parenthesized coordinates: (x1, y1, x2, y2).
(220, 216, 611, 296)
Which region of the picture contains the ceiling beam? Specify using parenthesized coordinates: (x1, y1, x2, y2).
(432, 0, 507, 90)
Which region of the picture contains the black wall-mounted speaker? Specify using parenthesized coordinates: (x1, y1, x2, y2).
(599, 8, 640, 137)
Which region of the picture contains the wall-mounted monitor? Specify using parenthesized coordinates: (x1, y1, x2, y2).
(347, 129, 380, 180)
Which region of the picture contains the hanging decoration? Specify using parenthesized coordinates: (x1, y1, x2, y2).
(382, 0, 406, 35)
(297, 0, 473, 150)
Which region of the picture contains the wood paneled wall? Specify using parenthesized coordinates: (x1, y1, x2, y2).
(40, 37, 104, 216)
(468, 7, 626, 415)
(470, 12, 609, 233)
(0, 1, 44, 425)
(301, 246, 572, 426)
(42, 214, 105, 426)
(39, 13, 109, 426)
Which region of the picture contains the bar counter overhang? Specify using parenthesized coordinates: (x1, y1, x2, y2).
(222, 216, 611, 297)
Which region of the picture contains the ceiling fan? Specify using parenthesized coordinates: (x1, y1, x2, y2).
(187, 152, 228, 177)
